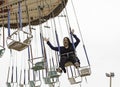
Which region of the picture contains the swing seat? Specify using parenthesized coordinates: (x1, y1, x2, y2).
(68, 77, 82, 85)
(19, 84, 24, 87)
(8, 40, 29, 51)
(32, 61, 45, 71)
(6, 30, 33, 51)
(6, 82, 11, 87)
(29, 80, 41, 87)
(48, 71, 60, 78)
(29, 81, 35, 87)
(44, 77, 57, 84)
(0, 47, 5, 58)
(80, 66, 91, 77)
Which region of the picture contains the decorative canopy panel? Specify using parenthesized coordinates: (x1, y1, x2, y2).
(0, 0, 68, 28)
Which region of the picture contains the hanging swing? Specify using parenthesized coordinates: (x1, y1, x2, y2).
(71, 0, 91, 77)
(29, 80, 42, 87)
(64, 57, 83, 84)
(46, 2, 82, 83)
(61, 0, 91, 78)
(43, 77, 53, 84)
(32, 61, 45, 71)
(29, 81, 36, 87)
(65, 62, 81, 84)
(67, 69, 82, 85)
(29, 26, 46, 70)
(43, 77, 58, 85)
(43, 58, 60, 85)
(28, 70, 42, 87)
(30, 25, 46, 71)
(31, 57, 45, 71)
(65, 63, 82, 85)
(44, 58, 60, 84)
(48, 70, 60, 78)
(43, 60, 60, 85)
(48, 58, 61, 78)
(6, 30, 33, 51)
(77, 46, 91, 77)
(63, 54, 82, 84)
(47, 67, 61, 79)
(79, 65, 91, 77)
(65, 58, 91, 77)
(29, 81, 37, 87)
(63, 40, 91, 78)
(52, 25, 82, 84)
(6, 1, 33, 51)
(30, 49, 46, 71)
(27, 46, 42, 87)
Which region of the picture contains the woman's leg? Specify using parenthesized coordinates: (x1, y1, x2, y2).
(59, 56, 67, 73)
(69, 54, 80, 68)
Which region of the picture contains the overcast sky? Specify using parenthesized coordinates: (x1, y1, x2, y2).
(0, 0, 120, 87)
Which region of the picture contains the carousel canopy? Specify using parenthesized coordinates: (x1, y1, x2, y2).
(0, 0, 68, 28)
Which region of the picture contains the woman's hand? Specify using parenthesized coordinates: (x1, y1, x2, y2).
(44, 37, 49, 42)
(70, 29, 74, 34)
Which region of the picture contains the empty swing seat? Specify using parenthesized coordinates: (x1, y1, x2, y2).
(30, 57, 45, 71)
(8, 40, 29, 51)
(32, 61, 45, 71)
(44, 77, 57, 84)
(29, 81, 41, 87)
(29, 81, 35, 87)
(80, 66, 91, 77)
(48, 71, 60, 78)
(6, 30, 33, 51)
(44, 77, 52, 84)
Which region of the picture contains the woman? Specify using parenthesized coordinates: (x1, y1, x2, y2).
(44, 29, 80, 73)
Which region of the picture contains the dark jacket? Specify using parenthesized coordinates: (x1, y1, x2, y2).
(47, 34, 80, 55)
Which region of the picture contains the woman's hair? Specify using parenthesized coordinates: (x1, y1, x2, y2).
(63, 37, 71, 46)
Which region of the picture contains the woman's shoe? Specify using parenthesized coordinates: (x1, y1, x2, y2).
(56, 67, 62, 73)
(74, 62, 80, 68)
